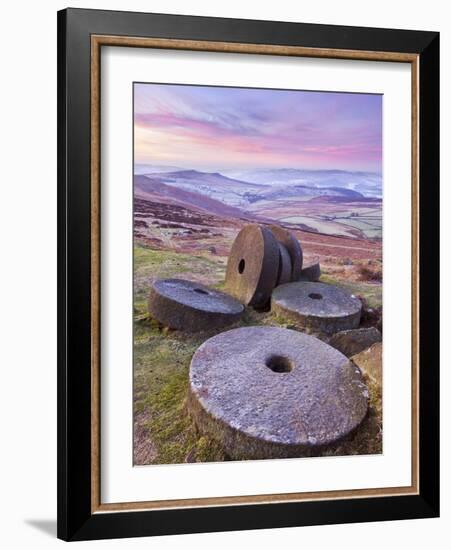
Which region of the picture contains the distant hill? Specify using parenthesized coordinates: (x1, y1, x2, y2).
(308, 195, 381, 204)
(133, 168, 382, 240)
(222, 168, 382, 198)
(142, 169, 263, 208)
(134, 175, 254, 220)
(255, 184, 364, 202)
(135, 168, 370, 208)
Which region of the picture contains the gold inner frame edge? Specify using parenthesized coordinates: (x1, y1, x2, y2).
(90, 35, 420, 514)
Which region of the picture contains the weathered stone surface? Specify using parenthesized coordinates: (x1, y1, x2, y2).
(276, 243, 292, 286)
(270, 225, 303, 280)
(352, 342, 382, 386)
(271, 282, 362, 334)
(225, 224, 279, 307)
(188, 326, 368, 459)
(358, 294, 383, 332)
(298, 261, 321, 282)
(148, 278, 244, 332)
(328, 327, 382, 357)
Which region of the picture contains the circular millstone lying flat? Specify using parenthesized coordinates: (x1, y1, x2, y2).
(225, 225, 279, 307)
(188, 326, 368, 459)
(276, 243, 292, 286)
(272, 282, 362, 334)
(270, 225, 303, 280)
(148, 278, 244, 332)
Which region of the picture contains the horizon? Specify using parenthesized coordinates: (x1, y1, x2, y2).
(134, 83, 382, 173)
(134, 162, 382, 177)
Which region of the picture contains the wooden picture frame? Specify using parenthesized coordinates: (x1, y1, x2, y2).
(57, 8, 439, 541)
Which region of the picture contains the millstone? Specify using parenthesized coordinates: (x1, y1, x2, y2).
(298, 261, 321, 282)
(148, 278, 244, 332)
(328, 327, 382, 357)
(269, 225, 303, 280)
(276, 243, 292, 286)
(225, 225, 279, 307)
(188, 326, 368, 459)
(271, 282, 362, 334)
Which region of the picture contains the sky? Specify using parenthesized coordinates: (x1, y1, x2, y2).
(134, 83, 382, 173)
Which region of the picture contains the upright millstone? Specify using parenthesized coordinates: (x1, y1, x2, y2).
(276, 243, 292, 286)
(224, 225, 279, 307)
(271, 281, 362, 334)
(188, 326, 368, 460)
(148, 278, 244, 332)
(269, 225, 303, 280)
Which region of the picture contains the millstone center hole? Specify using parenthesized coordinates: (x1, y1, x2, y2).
(193, 288, 208, 295)
(238, 259, 246, 274)
(265, 354, 293, 373)
(309, 292, 323, 300)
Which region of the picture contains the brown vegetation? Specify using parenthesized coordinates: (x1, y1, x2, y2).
(357, 263, 383, 282)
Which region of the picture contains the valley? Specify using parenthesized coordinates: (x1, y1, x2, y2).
(135, 166, 382, 240)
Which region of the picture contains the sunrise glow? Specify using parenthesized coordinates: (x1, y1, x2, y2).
(134, 83, 382, 173)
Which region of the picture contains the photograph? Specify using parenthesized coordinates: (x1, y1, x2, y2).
(133, 82, 383, 465)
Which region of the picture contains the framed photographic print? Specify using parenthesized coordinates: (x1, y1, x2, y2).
(57, 8, 439, 541)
